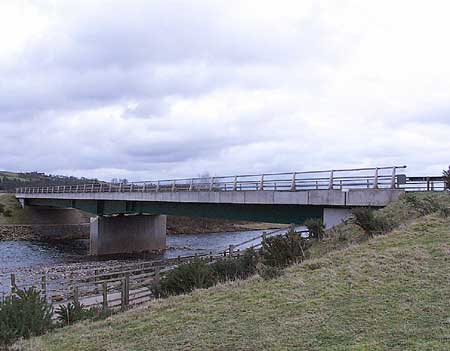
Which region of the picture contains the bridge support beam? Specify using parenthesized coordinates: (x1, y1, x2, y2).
(89, 214, 166, 256)
(323, 208, 352, 229)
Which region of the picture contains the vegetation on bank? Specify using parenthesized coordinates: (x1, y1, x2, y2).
(12, 191, 449, 350)
(0, 171, 99, 193)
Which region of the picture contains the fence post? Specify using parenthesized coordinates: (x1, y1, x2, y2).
(291, 172, 297, 191)
(209, 251, 213, 262)
(10, 274, 16, 295)
(373, 168, 379, 189)
(41, 274, 47, 300)
(154, 267, 160, 286)
(73, 286, 79, 305)
(427, 177, 430, 191)
(259, 174, 265, 191)
(121, 276, 129, 309)
(233, 176, 238, 191)
(328, 170, 334, 190)
(390, 167, 397, 189)
(229, 244, 234, 257)
(102, 282, 108, 310)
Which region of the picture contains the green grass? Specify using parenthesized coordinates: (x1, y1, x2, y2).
(0, 194, 29, 224)
(18, 194, 450, 350)
(0, 171, 28, 181)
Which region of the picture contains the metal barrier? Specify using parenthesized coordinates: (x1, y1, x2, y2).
(16, 166, 409, 194)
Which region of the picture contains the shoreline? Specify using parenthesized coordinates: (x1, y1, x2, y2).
(0, 217, 285, 241)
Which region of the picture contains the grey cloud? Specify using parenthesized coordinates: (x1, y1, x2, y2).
(1, 1, 449, 180)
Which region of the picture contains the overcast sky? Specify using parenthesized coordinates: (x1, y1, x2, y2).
(0, 0, 449, 181)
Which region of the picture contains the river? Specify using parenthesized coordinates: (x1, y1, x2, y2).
(0, 229, 290, 295)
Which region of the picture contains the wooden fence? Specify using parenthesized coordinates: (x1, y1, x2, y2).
(3, 226, 304, 311)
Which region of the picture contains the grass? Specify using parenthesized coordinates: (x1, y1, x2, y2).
(0, 194, 29, 225)
(17, 193, 450, 350)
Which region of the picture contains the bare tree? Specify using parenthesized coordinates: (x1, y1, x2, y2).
(443, 166, 450, 190)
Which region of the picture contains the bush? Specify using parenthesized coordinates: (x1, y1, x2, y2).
(55, 301, 105, 326)
(444, 167, 450, 190)
(153, 259, 217, 297)
(0, 288, 52, 347)
(351, 207, 392, 237)
(405, 193, 449, 217)
(2, 209, 12, 217)
(260, 230, 310, 267)
(256, 263, 283, 281)
(211, 249, 258, 282)
(304, 218, 326, 240)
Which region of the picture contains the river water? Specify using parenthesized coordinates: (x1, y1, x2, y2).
(0, 229, 289, 295)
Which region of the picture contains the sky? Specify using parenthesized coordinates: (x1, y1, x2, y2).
(0, 0, 449, 181)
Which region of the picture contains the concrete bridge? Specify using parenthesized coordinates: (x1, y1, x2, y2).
(15, 166, 413, 255)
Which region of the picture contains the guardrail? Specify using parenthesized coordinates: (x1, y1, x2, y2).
(16, 166, 409, 194)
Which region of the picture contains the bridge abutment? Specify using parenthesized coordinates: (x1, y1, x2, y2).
(89, 214, 167, 256)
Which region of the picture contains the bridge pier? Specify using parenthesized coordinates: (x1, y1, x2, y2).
(89, 214, 166, 256)
(323, 208, 352, 229)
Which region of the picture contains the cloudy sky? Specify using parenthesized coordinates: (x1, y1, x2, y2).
(0, 0, 449, 181)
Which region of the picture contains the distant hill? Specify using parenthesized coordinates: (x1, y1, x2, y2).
(0, 171, 100, 192)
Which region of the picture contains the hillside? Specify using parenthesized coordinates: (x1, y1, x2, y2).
(19, 193, 450, 350)
(0, 171, 99, 192)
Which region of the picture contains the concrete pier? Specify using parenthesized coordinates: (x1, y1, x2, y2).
(89, 214, 166, 256)
(323, 208, 352, 229)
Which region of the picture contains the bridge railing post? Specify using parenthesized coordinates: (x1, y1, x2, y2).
(390, 167, 396, 189)
(189, 179, 194, 192)
(172, 180, 176, 192)
(373, 168, 379, 189)
(328, 170, 334, 190)
(290, 172, 297, 191)
(233, 176, 237, 191)
(259, 174, 265, 191)
(209, 177, 215, 191)
(156, 181, 160, 192)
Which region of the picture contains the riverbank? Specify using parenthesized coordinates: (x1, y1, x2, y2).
(19, 193, 450, 350)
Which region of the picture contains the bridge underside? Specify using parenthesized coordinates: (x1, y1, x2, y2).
(23, 198, 330, 256)
(23, 198, 325, 224)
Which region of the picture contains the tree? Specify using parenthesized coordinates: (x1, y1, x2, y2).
(444, 166, 450, 190)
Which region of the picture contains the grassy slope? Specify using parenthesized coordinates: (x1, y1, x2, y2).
(20, 195, 450, 351)
(0, 194, 29, 224)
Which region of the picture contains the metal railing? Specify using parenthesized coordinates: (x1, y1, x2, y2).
(16, 166, 409, 195)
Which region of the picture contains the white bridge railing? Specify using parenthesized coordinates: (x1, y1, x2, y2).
(16, 166, 419, 194)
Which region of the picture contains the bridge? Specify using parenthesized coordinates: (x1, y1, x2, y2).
(15, 166, 443, 255)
